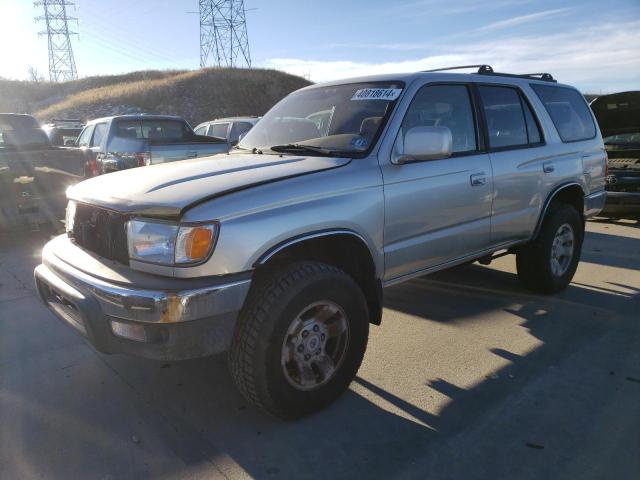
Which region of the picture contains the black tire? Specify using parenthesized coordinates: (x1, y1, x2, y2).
(229, 261, 369, 419)
(516, 203, 584, 293)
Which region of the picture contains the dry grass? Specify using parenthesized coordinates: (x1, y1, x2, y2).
(0, 68, 311, 126)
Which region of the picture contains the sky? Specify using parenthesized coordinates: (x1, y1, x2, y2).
(1, 0, 639, 93)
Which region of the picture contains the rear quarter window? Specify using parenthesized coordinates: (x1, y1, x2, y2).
(115, 119, 189, 140)
(531, 84, 596, 142)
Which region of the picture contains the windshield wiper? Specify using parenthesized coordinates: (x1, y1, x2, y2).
(269, 143, 344, 156)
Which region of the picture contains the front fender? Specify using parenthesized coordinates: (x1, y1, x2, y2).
(178, 158, 385, 279)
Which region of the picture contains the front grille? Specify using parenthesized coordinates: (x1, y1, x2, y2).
(70, 203, 129, 264)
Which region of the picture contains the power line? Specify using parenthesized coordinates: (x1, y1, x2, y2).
(199, 0, 251, 68)
(35, 0, 78, 82)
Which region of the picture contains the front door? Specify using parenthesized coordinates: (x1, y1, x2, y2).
(381, 83, 493, 282)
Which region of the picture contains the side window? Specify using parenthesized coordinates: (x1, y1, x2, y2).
(478, 86, 529, 149)
(531, 84, 596, 142)
(208, 123, 230, 140)
(402, 84, 477, 153)
(91, 123, 108, 147)
(522, 98, 542, 144)
(194, 125, 208, 136)
(228, 121, 254, 144)
(76, 125, 95, 147)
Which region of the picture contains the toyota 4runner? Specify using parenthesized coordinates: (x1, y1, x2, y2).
(34, 66, 606, 418)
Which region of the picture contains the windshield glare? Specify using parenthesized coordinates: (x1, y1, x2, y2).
(238, 82, 404, 155)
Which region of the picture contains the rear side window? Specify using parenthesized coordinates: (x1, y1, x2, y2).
(208, 123, 229, 140)
(194, 125, 208, 135)
(115, 119, 189, 140)
(479, 85, 542, 149)
(91, 123, 108, 147)
(229, 121, 254, 144)
(531, 84, 596, 142)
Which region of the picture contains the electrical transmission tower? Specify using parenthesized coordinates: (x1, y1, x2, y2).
(199, 0, 251, 68)
(35, 0, 78, 82)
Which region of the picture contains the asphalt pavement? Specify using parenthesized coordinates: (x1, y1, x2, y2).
(1, 219, 639, 480)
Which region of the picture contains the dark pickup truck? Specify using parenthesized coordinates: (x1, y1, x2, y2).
(591, 91, 640, 218)
(0, 113, 86, 230)
(77, 115, 229, 176)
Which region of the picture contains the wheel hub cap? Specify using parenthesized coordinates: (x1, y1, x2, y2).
(550, 223, 575, 277)
(281, 301, 349, 391)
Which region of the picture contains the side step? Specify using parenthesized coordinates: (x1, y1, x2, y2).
(477, 249, 512, 265)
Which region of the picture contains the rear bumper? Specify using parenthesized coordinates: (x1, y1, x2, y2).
(34, 235, 251, 360)
(583, 190, 607, 218)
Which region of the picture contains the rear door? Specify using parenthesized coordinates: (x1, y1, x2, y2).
(476, 84, 548, 243)
(382, 83, 493, 281)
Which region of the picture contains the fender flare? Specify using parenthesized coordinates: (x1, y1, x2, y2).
(530, 182, 585, 240)
(254, 228, 375, 267)
(253, 228, 384, 325)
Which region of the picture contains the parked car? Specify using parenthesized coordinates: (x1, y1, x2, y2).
(35, 66, 606, 419)
(194, 116, 260, 146)
(42, 118, 84, 146)
(0, 113, 86, 230)
(76, 114, 229, 176)
(590, 91, 640, 218)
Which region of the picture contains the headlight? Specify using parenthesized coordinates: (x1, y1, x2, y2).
(126, 219, 218, 265)
(65, 200, 76, 232)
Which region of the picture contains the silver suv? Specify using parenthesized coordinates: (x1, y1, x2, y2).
(35, 65, 606, 418)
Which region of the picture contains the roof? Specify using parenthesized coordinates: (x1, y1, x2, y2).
(298, 70, 574, 92)
(195, 116, 261, 128)
(86, 114, 185, 125)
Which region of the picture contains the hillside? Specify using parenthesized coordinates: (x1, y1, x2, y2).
(0, 68, 311, 126)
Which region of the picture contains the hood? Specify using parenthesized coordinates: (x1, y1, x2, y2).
(67, 153, 350, 218)
(590, 91, 640, 137)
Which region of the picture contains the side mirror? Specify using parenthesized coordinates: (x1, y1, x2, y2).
(392, 126, 452, 165)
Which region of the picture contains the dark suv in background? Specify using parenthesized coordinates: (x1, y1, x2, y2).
(591, 91, 640, 218)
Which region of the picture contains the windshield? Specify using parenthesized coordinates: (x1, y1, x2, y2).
(237, 82, 404, 156)
(603, 132, 640, 150)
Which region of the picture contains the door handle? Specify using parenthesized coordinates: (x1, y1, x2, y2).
(470, 173, 487, 186)
(543, 161, 555, 173)
(186, 151, 198, 158)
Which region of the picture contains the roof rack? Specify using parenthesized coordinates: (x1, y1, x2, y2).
(421, 64, 556, 82)
(421, 64, 494, 74)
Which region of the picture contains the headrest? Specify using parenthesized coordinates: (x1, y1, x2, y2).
(360, 116, 382, 136)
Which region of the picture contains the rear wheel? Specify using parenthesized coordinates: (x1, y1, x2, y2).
(516, 203, 583, 293)
(229, 261, 369, 419)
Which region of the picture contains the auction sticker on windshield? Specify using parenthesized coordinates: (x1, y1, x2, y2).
(351, 88, 402, 101)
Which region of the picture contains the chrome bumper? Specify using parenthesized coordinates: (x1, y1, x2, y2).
(584, 190, 607, 218)
(34, 235, 251, 360)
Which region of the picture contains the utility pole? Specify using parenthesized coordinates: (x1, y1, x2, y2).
(35, 0, 78, 82)
(199, 0, 251, 68)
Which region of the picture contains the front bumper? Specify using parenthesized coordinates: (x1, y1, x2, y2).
(34, 235, 251, 360)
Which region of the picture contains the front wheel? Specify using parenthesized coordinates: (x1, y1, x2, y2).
(516, 203, 584, 293)
(229, 261, 369, 419)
